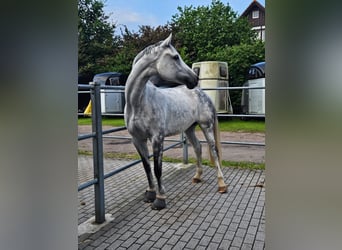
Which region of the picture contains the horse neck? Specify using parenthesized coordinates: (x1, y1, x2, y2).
(125, 61, 156, 109)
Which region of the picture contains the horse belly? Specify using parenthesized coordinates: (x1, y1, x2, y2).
(164, 111, 195, 136)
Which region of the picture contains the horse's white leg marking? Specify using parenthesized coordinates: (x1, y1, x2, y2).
(152, 135, 166, 199)
(200, 125, 227, 192)
(185, 125, 203, 182)
(132, 137, 155, 192)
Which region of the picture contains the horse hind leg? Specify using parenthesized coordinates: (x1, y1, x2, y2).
(132, 137, 156, 202)
(185, 125, 203, 183)
(200, 123, 227, 193)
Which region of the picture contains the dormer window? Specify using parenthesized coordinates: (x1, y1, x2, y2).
(252, 10, 259, 19)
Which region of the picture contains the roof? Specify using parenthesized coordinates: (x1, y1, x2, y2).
(93, 72, 127, 86)
(248, 61, 265, 79)
(240, 0, 265, 17)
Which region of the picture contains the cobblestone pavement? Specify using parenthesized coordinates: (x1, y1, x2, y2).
(78, 156, 265, 249)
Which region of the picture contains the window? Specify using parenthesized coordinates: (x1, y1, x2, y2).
(109, 77, 120, 86)
(252, 10, 259, 19)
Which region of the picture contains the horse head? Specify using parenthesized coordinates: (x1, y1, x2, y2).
(155, 34, 198, 89)
(133, 34, 198, 89)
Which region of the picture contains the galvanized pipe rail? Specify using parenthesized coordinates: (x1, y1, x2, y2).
(78, 82, 105, 223)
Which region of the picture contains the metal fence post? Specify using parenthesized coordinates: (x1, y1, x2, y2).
(181, 132, 188, 164)
(90, 81, 105, 224)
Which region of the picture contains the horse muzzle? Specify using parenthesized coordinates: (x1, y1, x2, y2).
(186, 75, 199, 89)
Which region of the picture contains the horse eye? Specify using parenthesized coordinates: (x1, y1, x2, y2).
(173, 55, 180, 60)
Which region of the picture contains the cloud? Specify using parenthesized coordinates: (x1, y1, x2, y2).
(106, 7, 159, 32)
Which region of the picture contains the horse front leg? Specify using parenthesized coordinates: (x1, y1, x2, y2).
(132, 137, 156, 203)
(151, 135, 167, 210)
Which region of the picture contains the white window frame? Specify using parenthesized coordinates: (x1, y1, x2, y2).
(252, 10, 259, 19)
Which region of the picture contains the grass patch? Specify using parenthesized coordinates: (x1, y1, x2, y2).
(78, 117, 126, 127)
(78, 150, 264, 170)
(218, 118, 265, 133)
(78, 117, 264, 133)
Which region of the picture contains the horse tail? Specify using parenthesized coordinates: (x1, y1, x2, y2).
(209, 115, 222, 165)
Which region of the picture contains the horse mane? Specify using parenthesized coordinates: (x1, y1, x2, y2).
(133, 41, 163, 65)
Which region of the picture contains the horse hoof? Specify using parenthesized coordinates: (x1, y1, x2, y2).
(218, 186, 227, 193)
(144, 190, 156, 203)
(192, 178, 202, 183)
(151, 198, 166, 210)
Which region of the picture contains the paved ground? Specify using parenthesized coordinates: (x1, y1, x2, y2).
(78, 157, 265, 249)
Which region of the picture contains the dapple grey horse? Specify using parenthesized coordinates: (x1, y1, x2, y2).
(124, 34, 227, 210)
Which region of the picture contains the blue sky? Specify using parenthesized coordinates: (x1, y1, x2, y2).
(103, 0, 265, 34)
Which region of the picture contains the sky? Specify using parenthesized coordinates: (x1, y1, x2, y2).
(103, 0, 265, 34)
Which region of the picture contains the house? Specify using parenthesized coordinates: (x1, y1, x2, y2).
(240, 0, 265, 41)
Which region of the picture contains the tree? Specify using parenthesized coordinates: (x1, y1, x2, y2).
(213, 41, 265, 112)
(171, 0, 256, 64)
(78, 0, 118, 79)
(107, 24, 173, 74)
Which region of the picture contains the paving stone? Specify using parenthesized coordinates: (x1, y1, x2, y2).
(167, 234, 181, 245)
(162, 244, 174, 250)
(107, 239, 124, 249)
(152, 237, 168, 249)
(193, 229, 206, 239)
(198, 235, 212, 246)
(121, 237, 136, 248)
(173, 240, 187, 249)
(244, 233, 256, 244)
(173, 225, 187, 236)
(219, 239, 231, 250)
(224, 230, 236, 240)
(253, 240, 265, 250)
(231, 236, 244, 248)
(208, 242, 220, 249)
(243, 243, 255, 249)
(185, 238, 200, 249)
(94, 243, 110, 250)
(78, 159, 265, 250)
(187, 223, 200, 233)
(134, 233, 150, 245)
(149, 231, 163, 242)
(205, 227, 217, 237)
(212, 233, 224, 243)
(139, 241, 155, 250)
(90, 236, 106, 247)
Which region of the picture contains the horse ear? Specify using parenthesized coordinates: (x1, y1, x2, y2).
(160, 33, 172, 47)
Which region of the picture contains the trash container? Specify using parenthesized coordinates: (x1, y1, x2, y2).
(93, 72, 127, 114)
(192, 61, 233, 113)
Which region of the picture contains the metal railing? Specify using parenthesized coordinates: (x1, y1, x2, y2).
(78, 82, 265, 224)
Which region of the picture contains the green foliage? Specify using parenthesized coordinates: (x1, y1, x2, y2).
(171, 0, 256, 63)
(108, 25, 173, 74)
(78, 0, 119, 77)
(212, 41, 265, 111)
